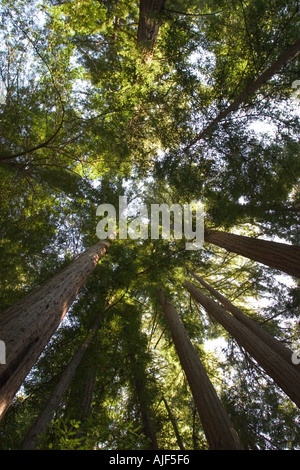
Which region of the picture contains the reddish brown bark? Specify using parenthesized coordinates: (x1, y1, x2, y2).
(185, 280, 300, 408)
(191, 273, 300, 372)
(21, 309, 104, 450)
(0, 241, 109, 421)
(137, 0, 167, 50)
(204, 229, 300, 278)
(158, 289, 244, 450)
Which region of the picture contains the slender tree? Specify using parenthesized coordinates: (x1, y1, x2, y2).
(129, 351, 159, 450)
(158, 289, 244, 450)
(21, 301, 107, 450)
(0, 240, 109, 421)
(204, 229, 300, 278)
(184, 37, 300, 150)
(161, 396, 185, 450)
(191, 273, 299, 372)
(184, 280, 300, 409)
(122, 303, 159, 450)
(73, 367, 96, 426)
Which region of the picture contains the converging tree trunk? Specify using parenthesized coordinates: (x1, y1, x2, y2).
(191, 273, 299, 372)
(184, 281, 300, 409)
(129, 351, 159, 450)
(185, 38, 300, 149)
(21, 306, 105, 450)
(204, 229, 300, 278)
(0, 241, 109, 421)
(74, 367, 97, 424)
(157, 289, 244, 450)
(161, 396, 185, 450)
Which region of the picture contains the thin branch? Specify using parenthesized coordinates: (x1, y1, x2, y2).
(184, 38, 300, 150)
(0, 7, 67, 162)
(0, 117, 65, 161)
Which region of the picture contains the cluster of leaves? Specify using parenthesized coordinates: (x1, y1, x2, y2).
(0, 0, 299, 451)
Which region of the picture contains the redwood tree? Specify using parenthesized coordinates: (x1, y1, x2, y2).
(191, 273, 299, 372)
(0, 241, 109, 421)
(158, 289, 244, 450)
(184, 280, 300, 409)
(161, 396, 185, 450)
(204, 230, 300, 278)
(137, 0, 167, 51)
(21, 301, 107, 450)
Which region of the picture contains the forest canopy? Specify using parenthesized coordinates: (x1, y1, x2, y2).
(0, 0, 299, 451)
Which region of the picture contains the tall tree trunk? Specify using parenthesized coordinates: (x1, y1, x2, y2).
(204, 229, 300, 278)
(161, 396, 185, 450)
(137, 0, 167, 59)
(157, 289, 244, 450)
(129, 352, 159, 450)
(184, 280, 300, 408)
(191, 273, 299, 372)
(0, 240, 109, 421)
(137, 0, 167, 45)
(74, 367, 97, 424)
(185, 38, 300, 150)
(21, 308, 104, 450)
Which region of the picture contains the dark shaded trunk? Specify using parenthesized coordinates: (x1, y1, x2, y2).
(158, 289, 244, 450)
(137, 0, 167, 52)
(75, 367, 97, 423)
(21, 308, 104, 449)
(204, 229, 300, 278)
(67, 365, 98, 449)
(184, 280, 300, 408)
(129, 352, 159, 450)
(161, 396, 185, 450)
(0, 241, 109, 421)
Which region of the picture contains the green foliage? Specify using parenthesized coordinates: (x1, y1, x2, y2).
(38, 417, 86, 450)
(0, 0, 299, 451)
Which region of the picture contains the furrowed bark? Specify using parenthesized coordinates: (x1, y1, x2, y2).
(204, 229, 300, 278)
(184, 280, 300, 408)
(191, 273, 300, 372)
(137, 0, 167, 49)
(158, 289, 244, 450)
(0, 240, 109, 421)
(21, 309, 104, 450)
